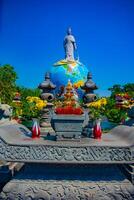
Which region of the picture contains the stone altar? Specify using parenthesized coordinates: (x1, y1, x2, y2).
(0, 122, 134, 199)
(0, 124, 134, 164)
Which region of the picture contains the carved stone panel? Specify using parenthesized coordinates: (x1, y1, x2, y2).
(0, 138, 133, 163)
(1, 180, 134, 200)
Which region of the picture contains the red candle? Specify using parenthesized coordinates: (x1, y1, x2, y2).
(93, 120, 102, 139)
(32, 120, 40, 138)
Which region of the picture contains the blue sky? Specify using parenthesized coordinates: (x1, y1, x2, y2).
(0, 0, 134, 96)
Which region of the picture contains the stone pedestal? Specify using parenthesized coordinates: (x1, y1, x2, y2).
(38, 72, 56, 136)
(82, 108, 95, 137)
(40, 103, 55, 136)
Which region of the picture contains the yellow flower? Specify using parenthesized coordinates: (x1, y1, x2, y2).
(35, 99, 47, 110)
(100, 98, 107, 105)
(33, 97, 40, 103)
(43, 100, 47, 107)
(19, 109, 22, 115)
(73, 80, 84, 88)
(26, 96, 40, 103)
(26, 96, 30, 100)
(87, 98, 107, 108)
(26, 96, 47, 111)
(26, 96, 34, 103)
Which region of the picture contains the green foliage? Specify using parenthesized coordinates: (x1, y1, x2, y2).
(21, 100, 39, 119)
(108, 83, 134, 98)
(16, 86, 41, 101)
(106, 83, 134, 122)
(101, 97, 128, 123)
(89, 107, 102, 120)
(105, 108, 127, 123)
(13, 87, 41, 119)
(88, 98, 107, 120)
(20, 96, 47, 119)
(104, 97, 116, 109)
(11, 102, 22, 118)
(108, 84, 123, 98)
(88, 96, 128, 123)
(123, 83, 134, 97)
(0, 64, 18, 104)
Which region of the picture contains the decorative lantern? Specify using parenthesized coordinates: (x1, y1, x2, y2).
(81, 72, 98, 104)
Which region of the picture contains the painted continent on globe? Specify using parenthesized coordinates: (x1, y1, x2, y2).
(51, 59, 88, 93)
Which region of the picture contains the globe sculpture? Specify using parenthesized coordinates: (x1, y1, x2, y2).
(51, 27, 88, 96)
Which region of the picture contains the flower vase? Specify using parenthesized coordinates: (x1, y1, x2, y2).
(93, 119, 102, 139)
(32, 118, 40, 138)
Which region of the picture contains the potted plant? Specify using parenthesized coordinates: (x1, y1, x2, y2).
(11, 92, 22, 123)
(51, 81, 85, 140)
(88, 107, 103, 139)
(88, 97, 129, 133)
(87, 98, 107, 137)
(12, 101, 22, 123)
(21, 96, 47, 129)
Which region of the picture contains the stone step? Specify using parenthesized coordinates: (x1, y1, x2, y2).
(1, 164, 134, 199)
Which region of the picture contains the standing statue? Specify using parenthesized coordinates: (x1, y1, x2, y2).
(64, 27, 77, 61)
